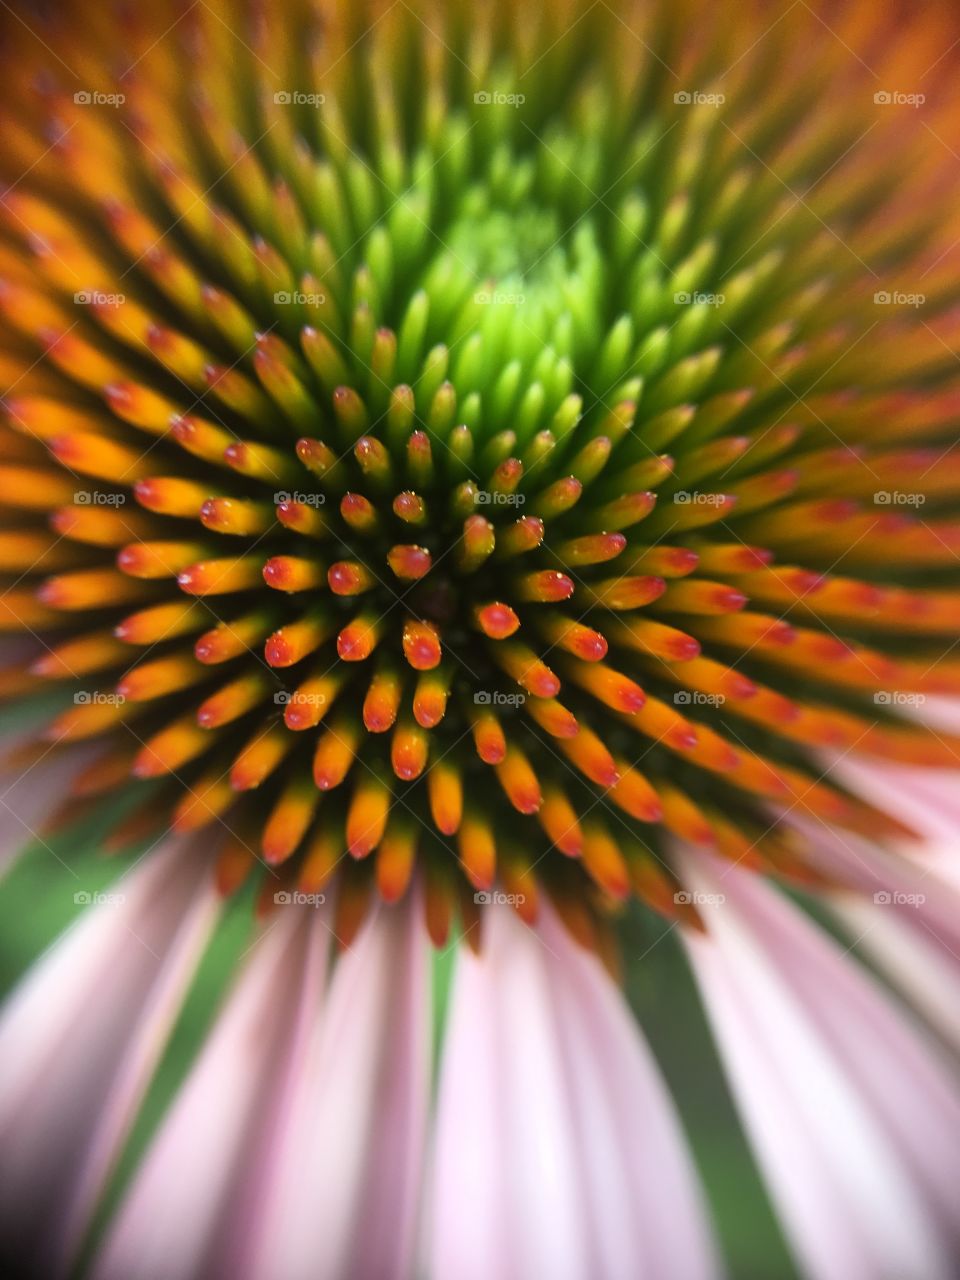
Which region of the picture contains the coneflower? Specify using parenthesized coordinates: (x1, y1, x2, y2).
(1, 0, 959, 1277)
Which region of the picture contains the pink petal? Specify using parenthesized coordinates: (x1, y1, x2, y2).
(251, 895, 430, 1280)
(828, 754, 960, 868)
(892, 693, 960, 735)
(0, 837, 219, 1274)
(94, 900, 330, 1280)
(833, 895, 960, 1056)
(428, 902, 590, 1280)
(427, 901, 720, 1280)
(422, 917, 506, 1279)
(678, 850, 960, 1280)
(0, 738, 96, 877)
(785, 812, 960, 1053)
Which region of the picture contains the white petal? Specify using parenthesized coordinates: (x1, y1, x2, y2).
(94, 901, 330, 1280)
(252, 895, 430, 1280)
(679, 851, 960, 1280)
(0, 838, 219, 1274)
(427, 901, 720, 1280)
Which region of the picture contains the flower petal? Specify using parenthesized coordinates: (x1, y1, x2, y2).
(679, 850, 960, 1280)
(786, 812, 960, 1054)
(0, 838, 219, 1274)
(251, 895, 430, 1280)
(427, 900, 720, 1280)
(94, 900, 330, 1280)
(833, 893, 960, 1057)
(0, 740, 96, 877)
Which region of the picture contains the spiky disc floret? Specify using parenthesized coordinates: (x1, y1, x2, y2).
(1, 0, 960, 946)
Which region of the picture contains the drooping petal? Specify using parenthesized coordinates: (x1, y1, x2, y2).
(426, 900, 720, 1280)
(0, 837, 219, 1274)
(93, 899, 331, 1280)
(786, 812, 960, 1054)
(678, 850, 960, 1280)
(832, 893, 960, 1058)
(828, 754, 960, 889)
(428, 901, 587, 1280)
(249, 895, 430, 1280)
(538, 904, 721, 1280)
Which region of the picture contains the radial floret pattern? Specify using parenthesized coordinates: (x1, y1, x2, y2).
(2, 0, 960, 947)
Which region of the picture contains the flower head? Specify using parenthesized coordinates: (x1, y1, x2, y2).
(1, 0, 959, 1277)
